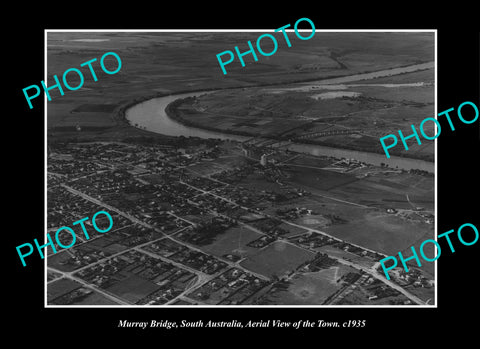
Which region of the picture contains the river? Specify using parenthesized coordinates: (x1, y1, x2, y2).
(125, 63, 435, 173)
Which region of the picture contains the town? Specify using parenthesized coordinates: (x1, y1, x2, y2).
(47, 137, 434, 306)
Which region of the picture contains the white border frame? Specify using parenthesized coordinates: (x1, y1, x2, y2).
(44, 29, 438, 308)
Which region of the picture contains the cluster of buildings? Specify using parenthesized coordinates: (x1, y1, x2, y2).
(74, 249, 198, 305)
(381, 266, 435, 289)
(187, 267, 270, 305)
(47, 140, 433, 306)
(275, 207, 316, 220)
(292, 231, 337, 249)
(299, 252, 339, 272)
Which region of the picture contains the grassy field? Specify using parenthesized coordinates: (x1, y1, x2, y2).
(47, 278, 82, 302)
(282, 159, 434, 212)
(273, 189, 434, 258)
(286, 166, 359, 191)
(323, 210, 433, 255)
(236, 173, 289, 194)
(105, 274, 160, 303)
(240, 241, 315, 278)
(198, 226, 263, 258)
(48, 250, 78, 272)
(186, 155, 248, 176)
(329, 177, 433, 210)
(72, 290, 121, 305)
(262, 265, 357, 305)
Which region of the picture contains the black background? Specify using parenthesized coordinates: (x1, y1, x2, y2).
(7, 4, 479, 343)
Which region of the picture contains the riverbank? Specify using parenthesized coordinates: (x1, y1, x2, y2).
(126, 92, 434, 173)
(118, 60, 435, 130)
(123, 62, 435, 173)
(165, 95, 434, 163)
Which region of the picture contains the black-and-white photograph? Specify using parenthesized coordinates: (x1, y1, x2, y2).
(8, 5, 480, 342)
(44, 30, 436, 306)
